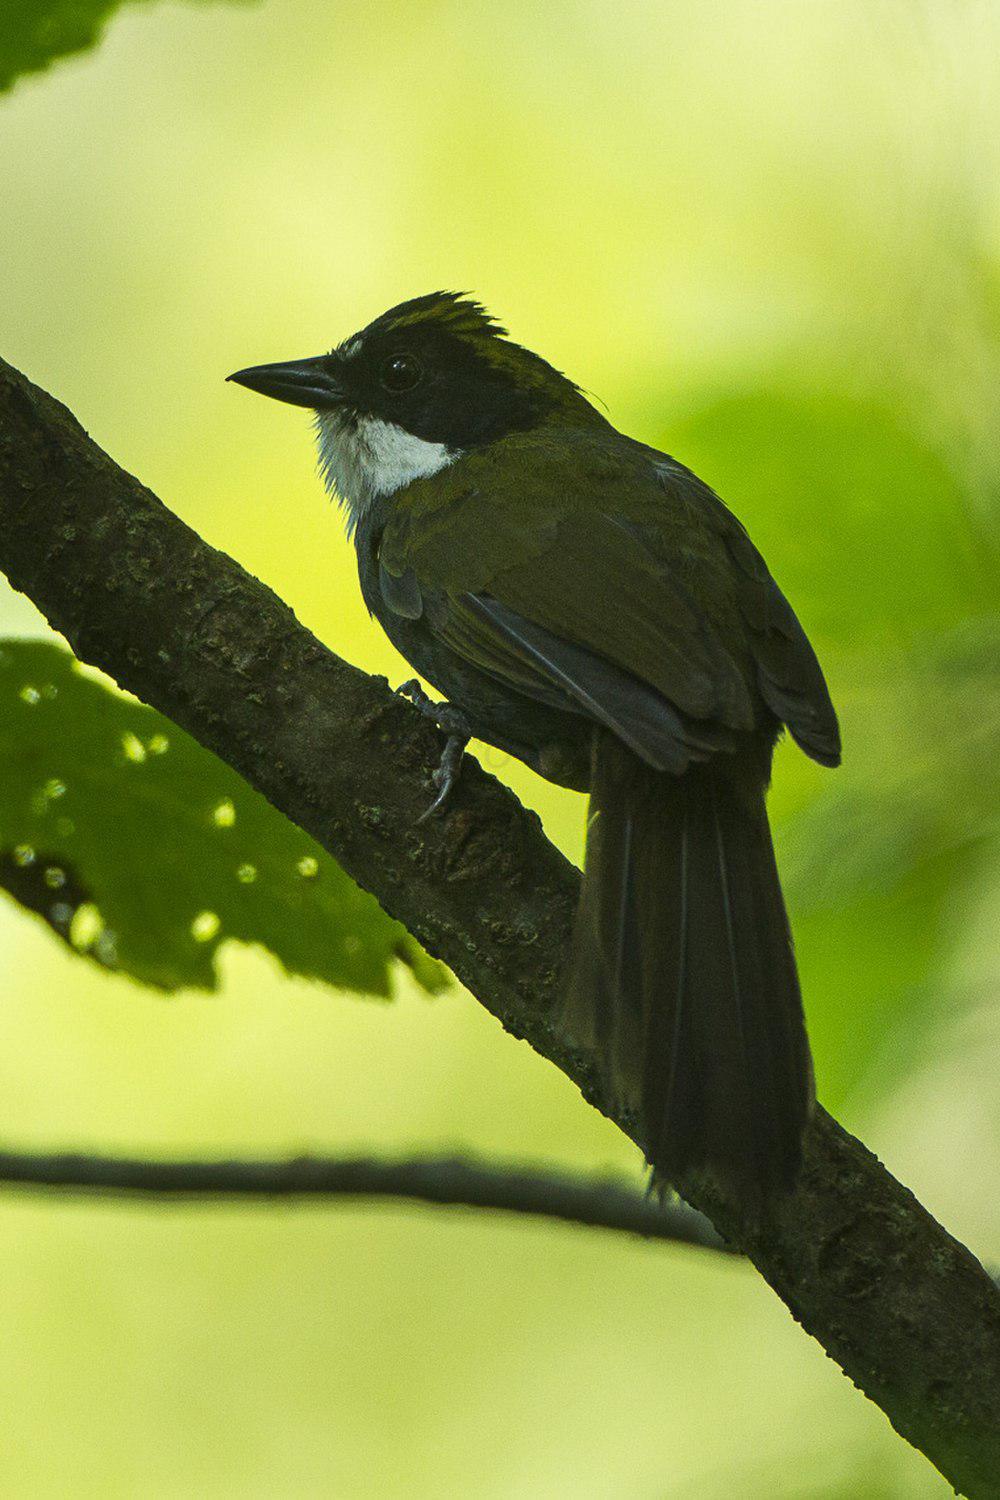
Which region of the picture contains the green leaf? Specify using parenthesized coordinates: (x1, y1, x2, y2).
(0, 640, 448, 996)
(0, 0, 246, 96)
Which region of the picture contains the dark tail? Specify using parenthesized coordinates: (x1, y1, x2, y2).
(564, 731, 813, 1201)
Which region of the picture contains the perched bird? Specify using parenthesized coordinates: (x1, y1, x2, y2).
(228, 292, 840, 1201)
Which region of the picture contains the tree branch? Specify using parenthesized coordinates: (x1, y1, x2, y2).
(2, 355, 999, 1498)
(0, 1148, 729, 1248)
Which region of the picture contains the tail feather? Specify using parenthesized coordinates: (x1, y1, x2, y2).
(565, 730, 813, 1200)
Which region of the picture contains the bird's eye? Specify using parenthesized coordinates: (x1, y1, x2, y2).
(380, 353, 422, 393)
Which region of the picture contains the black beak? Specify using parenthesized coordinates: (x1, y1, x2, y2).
(226, 355, 344, 410)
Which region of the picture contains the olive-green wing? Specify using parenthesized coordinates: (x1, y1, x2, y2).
(695, 489, 841, 766)
(440, 590, 740, 771)
(378, 427, 839, 769)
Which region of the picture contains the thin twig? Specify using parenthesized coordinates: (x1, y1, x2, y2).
(0, 1149, 730, 1250)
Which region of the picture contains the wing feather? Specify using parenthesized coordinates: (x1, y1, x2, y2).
(376, 428, 839, 769)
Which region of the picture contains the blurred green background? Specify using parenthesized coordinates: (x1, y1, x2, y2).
(1, 0, 999, 1494)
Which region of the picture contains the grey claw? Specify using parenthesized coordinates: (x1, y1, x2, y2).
(395, 681, 473, 820)
(416, 732, 467, 823)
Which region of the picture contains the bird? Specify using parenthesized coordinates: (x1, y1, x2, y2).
(228, 291, 840, 1202)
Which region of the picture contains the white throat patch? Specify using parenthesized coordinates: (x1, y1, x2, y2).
(314, 411, 457, 533)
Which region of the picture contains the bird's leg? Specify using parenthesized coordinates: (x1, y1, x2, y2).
(395, 680, 471, 820)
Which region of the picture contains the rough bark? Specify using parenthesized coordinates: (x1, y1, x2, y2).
(2, 355, 999, 1497)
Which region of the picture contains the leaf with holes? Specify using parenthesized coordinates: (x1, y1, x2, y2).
(0, 640, 447, 995)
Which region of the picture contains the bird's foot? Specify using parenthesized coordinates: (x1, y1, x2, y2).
(395, 680, 471, 821)
(395, 678, 434, 715)
(417, 732, 468, 823)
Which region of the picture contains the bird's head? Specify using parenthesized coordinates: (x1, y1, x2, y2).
(227, 292, 604, 526)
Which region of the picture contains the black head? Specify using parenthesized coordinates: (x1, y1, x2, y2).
(227, 291, 602, 448)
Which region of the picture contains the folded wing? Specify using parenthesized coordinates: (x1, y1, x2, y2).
(376, 429, 840, 772)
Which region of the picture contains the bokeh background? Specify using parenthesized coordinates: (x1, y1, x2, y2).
(2, 1, 999, 1494)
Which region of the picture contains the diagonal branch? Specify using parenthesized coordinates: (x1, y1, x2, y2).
(0, 1147, 730, 1249)
(2, 355, 999, 1499)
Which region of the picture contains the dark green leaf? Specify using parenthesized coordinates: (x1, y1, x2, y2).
(0, 0, 247, 96)
(0, 640, 447, 996)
